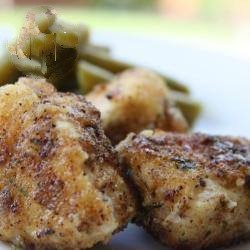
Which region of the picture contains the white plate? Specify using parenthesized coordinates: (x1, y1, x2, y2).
(0, 30, 249, 250)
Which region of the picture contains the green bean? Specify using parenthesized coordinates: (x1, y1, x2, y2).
(44, 46, 77, 86)
(9, 55, 41, 76)
(75, 24, 90, 47)
(80, 44, 110, 56)
(22, 33, 54, 60)
(79, 51, 132, 73)
(77, 60, 114, 94)
(171, 90, 202, 126)
(58, 69, 78, 92)
(49, 21, 89, 48)
(0, 54, 21, 85)
(163, 76, 190, 94)
(33, 6, 56, 33)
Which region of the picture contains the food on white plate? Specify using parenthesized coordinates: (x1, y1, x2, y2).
(0, 77, 136, 250)
(86, 69, 189, 144)
(117, 130, 250, 250)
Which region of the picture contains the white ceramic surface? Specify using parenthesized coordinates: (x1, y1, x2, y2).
(0, 30, 249, 250)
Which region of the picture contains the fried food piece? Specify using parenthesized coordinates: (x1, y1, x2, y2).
(80, 67, 200, 126)
(117, 130, 250, 250)
(86, 69, 188, 144)
(0, 77, 136, 250)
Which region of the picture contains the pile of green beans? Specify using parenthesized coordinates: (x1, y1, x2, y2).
(0, 6, 201, 126)
(2, 6, 88, 87)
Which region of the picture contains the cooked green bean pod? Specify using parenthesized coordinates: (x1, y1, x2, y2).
(79, 50, 132, 73)
(162, 76, 190, 94)
(77, 60, 114, 94)
(171, 90, 201, 126)
(80, 44, 110, 57)
(0, 54, 21, 85)
(33, 6, 56, 33)
(49, 21, 89, 48)
(8, 6, 83, 86)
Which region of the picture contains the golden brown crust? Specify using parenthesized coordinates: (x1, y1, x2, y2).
(117, 130, 250, 250)
(86, 69, 188, 144)
(0, 77, 136, 250)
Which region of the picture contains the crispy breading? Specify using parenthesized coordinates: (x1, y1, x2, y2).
(117, 130, 250, 250)
(86, 69, 188, 144)
(0, 77, 136, 250)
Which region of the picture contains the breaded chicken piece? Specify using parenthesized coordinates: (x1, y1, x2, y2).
(0, 77, 136, 250)
(117, 130, 250, 250)
(86, 69, 188, 144)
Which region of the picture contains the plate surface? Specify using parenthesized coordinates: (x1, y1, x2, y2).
(0, 30, 249, 250)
